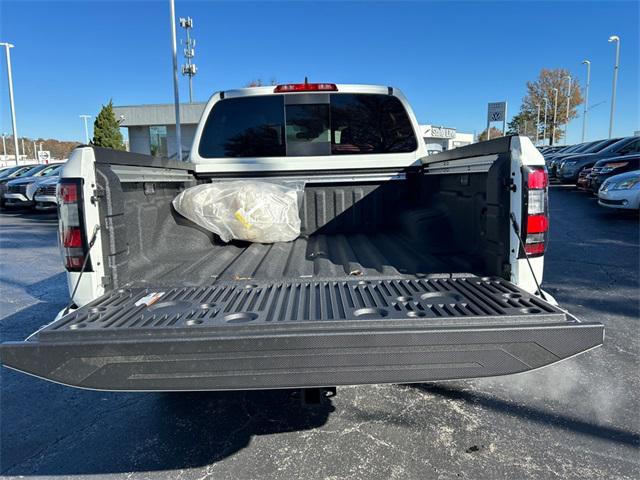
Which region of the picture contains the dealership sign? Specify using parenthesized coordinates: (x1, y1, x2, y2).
(487, 102, 507, 122)
(486, 101, 508, 140)
(38, 151, 51, 163)
(423, 125, 456, 139)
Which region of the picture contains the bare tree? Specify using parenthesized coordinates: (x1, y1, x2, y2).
(522, 68, 583, 145)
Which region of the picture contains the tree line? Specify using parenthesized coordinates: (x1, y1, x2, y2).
(1, 136, 80, 160)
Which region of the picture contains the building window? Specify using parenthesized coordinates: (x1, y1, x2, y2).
(149, 126, 168, 157)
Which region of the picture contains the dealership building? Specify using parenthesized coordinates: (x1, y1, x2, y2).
(419, 124, 474, 153)
(113, 103, 475, 158)
(113, 103, 206, 159)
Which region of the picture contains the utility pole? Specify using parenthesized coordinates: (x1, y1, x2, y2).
(79, 115, 91, 144)
(552, 88, 558, 145)
(535, 104, 541, 145)
(581, 60, 591, 142)
(564, 75, 572, 145)
(169, 0, 183, 160)
(0, 43, 20, 164)
(180, 17, 197, 103)
(33, 140, 37, 162)
(21, 137, 25, 160)
(2, 133, 6, 157)
(542, 98, 548, 145)
(608, 35, 620, 138)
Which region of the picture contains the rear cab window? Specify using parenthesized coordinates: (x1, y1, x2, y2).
(198, 93, 418, 158)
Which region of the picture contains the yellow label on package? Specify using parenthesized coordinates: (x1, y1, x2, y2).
(234, 209, 252, 229)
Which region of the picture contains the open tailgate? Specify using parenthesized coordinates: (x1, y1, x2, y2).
(0, 275, 603, 391)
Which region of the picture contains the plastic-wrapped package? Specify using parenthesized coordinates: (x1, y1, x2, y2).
(172, 181, 304, 243)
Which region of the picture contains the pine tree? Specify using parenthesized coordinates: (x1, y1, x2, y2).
(92, 100, 125, 150)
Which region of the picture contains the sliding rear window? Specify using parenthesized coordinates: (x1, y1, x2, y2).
(198, 93, 417, 158)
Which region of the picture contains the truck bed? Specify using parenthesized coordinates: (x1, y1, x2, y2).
(0, 275, 603, 391)
(140, 232, 477, 285)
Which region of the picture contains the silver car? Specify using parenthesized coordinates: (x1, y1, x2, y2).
(598, 170, 640, 210)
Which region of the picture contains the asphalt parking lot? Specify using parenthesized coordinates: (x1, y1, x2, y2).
(0, 186, 638, 480)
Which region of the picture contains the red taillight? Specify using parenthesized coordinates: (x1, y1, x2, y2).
(526, 214, 549, 234)
(524, 243, 545, 255)
(57, 179, 92, 272)
(528, 169, 548, 189)
(59, 183, 78, 203)
(63, 227, 83, 248)
(522, 166, 548, 257)
(274, 83, 338, 93)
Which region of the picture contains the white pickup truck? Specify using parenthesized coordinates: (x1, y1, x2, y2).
(1, 83, 603, 392)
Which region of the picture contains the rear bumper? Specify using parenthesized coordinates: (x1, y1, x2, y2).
(1, 322, 604, 391)
(0, 277, 604, 391)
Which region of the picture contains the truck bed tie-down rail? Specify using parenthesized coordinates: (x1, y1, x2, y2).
(0, 276, 603, 391)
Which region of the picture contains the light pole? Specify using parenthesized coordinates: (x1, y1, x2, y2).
(0, 42, 20, 164)
(2, 133, 6, 157)
(564, 75, 572, 145)
(33, 140, 37, 162)
(169, 0, 183, 160)
(608, 35, 620, 138)
(79, 115, 91, 144)
(552, 88, 558, 145)
(542, 98, 548, 145)
(581, 60, 591, 142)
(535, 104, 541, 145)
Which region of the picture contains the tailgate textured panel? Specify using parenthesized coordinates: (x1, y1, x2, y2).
(47, 276, 562, 336)
(1, 276, 603, 391)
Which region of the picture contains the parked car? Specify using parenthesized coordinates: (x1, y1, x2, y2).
(33, 175, 60, 211)
(0, 83, 602, 393)
(576, 167, 592, 191)
(587, 154, 640, 193)
(547, 141, 597, 176)
(540, 145, 567, 157)
(550, 139, 625, 179)
(598, 170, 640, 210)
(2, 164, 61, 209)
(545, 142, 590, 159)
(0, 164, 38, 208)
(558, 136, 640, 184)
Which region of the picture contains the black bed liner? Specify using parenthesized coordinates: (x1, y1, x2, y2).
(134, 232, 476, 285)
(0, 275, 603, 391)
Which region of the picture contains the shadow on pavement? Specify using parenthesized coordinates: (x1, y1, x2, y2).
(408, 384, 640, 448)
(0, 385, 333, 476)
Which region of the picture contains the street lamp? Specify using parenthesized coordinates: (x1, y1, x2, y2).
(535, 104, 541, 145)
(542, 98, 548, 145)
(608, 35, 620, 138)
(551, 88, 559, 145)
(0, 42, 20, 164)
(581, 60, 591, 142)
(169, 0, 183, 160)
(79, 115, 92, 144)
(564, 75, 572, 145)
(551, 88, 558, 145)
